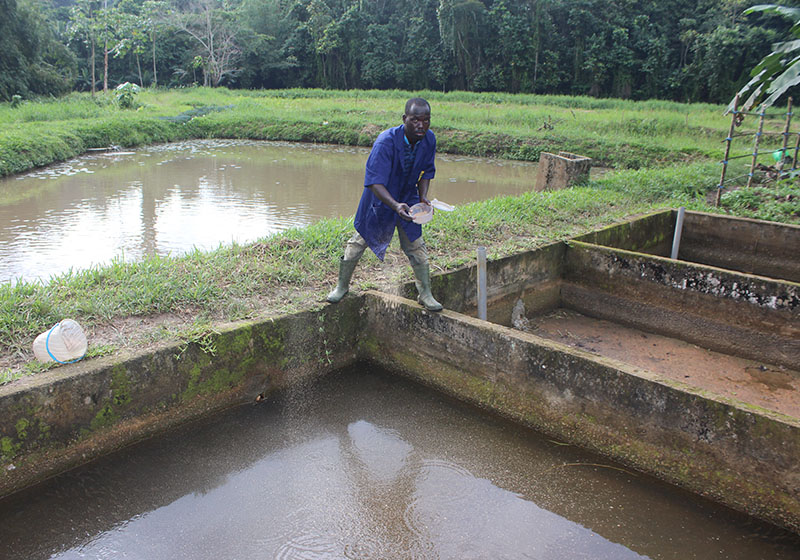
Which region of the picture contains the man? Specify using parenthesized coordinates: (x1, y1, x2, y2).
(326, 98, 443, 311)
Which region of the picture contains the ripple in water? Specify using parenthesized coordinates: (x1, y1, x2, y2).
(274, 531, 341, 560)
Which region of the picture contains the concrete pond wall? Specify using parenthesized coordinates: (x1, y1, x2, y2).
(574, 209, 800, 283)
(0, 301, 366, 496)
(1, 209, 798, 533)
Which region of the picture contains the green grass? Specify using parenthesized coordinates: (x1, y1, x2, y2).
(718, 182, 800, 221)
(3, 86, 777, 178)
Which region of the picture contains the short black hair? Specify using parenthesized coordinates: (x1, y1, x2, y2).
(405, 97, 430, 115)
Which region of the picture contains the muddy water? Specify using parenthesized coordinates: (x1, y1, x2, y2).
(1, 366, 797, 560)
(0, 140, 539, 283)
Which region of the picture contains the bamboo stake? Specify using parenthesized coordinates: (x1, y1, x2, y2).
(716, 95, 738, 207)
(777, 97, 793, 176)
(747, 106, 766, 189)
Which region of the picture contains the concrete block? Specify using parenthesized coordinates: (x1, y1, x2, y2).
(535, 151, 592, 191)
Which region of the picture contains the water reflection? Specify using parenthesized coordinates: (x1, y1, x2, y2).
(0, 366, 796, 560)
(0, 140, 538, 283)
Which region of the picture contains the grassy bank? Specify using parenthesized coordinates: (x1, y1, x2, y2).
(1, 88, 797, 383)
(0, 87, 748, 177)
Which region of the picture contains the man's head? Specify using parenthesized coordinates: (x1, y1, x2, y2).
(403, 98, 431, 145)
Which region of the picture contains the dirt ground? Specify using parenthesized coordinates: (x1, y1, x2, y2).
(524, 308, 800, 419)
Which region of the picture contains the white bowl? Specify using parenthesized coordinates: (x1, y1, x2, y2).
(409, 203, 433, 224)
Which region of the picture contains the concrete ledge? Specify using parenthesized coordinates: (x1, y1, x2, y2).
(0, 299, 365, 496)
(573, 209, 675, 255)
(398, 241, 567, 327)
(2, 211, 798, 537)
(360, 291, 800, 533)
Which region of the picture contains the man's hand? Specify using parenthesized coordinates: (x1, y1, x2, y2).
(394, 202, 412, 221)
(368, 183, 413, 221)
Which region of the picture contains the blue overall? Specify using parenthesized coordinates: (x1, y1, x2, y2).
(353, 125, 436, 261)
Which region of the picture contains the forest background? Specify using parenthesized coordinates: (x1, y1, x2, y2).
(4, 0, 800, 104)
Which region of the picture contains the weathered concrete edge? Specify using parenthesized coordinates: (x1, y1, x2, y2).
(572, 209, 674, 255)
(0, 298, 366, 497)
(681, 211, 800, 283)
(360, 291, 800, 534)
(566, 240, 800, 311)
(563, 240, 799, 368)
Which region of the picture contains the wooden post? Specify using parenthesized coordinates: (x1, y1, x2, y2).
(716, 95, 738, 207)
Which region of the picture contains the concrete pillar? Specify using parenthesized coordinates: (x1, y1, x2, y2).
(535, 151, 592, 191)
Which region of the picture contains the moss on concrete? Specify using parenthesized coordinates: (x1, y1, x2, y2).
(90, 403, 120, 432)
(1, 436, 20, 462)
(2, 240, 798, 535)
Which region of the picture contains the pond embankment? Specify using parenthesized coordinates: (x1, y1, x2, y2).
(0, 87, 732, 178)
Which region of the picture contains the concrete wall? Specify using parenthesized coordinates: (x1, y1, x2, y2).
(574, 209, 800, 283)
(573, 209, 674, 256)
(0, 299, 365, 496)
(535, 151, 592, 191)
(400, 241, 566, 321)
(680, 211, 800, 283)
(2, 212, 798, 535)
(562, 242, 799, 369)
(361, 291, 800, 533)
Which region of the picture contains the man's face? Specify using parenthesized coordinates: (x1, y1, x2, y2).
(403, 104, 431, 143)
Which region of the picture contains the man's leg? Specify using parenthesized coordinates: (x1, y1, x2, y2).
(326, 232, 367, 303)
(398, 228, 443, 311)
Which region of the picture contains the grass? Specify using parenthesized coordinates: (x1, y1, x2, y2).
(0, 87, 797, 383)
(2, 86, 774, 178)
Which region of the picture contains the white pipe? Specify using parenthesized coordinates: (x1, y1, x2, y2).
(671, 207, 685, 260)
(477, 246, 487, 321)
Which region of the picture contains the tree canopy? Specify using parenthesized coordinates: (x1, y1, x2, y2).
(1, 0, 798, 104)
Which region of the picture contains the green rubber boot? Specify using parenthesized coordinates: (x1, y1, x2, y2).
(326, 258, 358, 303)
(412, 263, 443, 311)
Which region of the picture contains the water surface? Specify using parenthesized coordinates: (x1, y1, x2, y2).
(0, 140, 538, 283)
(0, 365, 796, 560)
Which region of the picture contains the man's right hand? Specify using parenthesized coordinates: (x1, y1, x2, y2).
(368, 184, 412, 221)
(394, 202, 412, 221)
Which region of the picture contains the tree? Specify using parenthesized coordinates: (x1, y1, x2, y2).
(234, 0, 286, 88)
(437, 0, 487, 90)
(141, 1, 168, 86)
(0, 0, 75, 100)
(169, 0, 242, 86)
(113, 0, 147, 85)
(730, 4, 800, 112)
(67, 0, 99, 94)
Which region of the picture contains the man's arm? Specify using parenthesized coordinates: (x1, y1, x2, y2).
(417, 177, 431, 206)
(368, 183, 412, 221)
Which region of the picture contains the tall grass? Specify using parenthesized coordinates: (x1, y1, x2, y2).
(1, 87, 760, 177)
